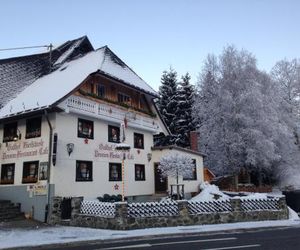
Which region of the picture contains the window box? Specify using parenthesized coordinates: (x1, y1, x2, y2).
(22, 176, 38, 184)
(109, 163, 122, 181)
(118, 92, 131, 105)
(76, 161, 93, 181)
(78, 118, 94, 139)
(26, 117, 41, 139)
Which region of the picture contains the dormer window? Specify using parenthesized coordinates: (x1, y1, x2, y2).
(26, 117, 41, 139)
(97, 84, 105, 98)
(118, 92, 131, 105)
(3, 122, 18, 142)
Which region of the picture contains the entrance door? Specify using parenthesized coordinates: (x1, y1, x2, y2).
(154, 163, 167, 193)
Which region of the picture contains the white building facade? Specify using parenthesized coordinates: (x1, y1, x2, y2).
(0, 39, 204, 221)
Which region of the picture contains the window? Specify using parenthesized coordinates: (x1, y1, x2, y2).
(135, 164, 145, 181)
(108, 125, 120, 143)
(1, 164, 15, 184)
(3, 122, 18, 142)
(97, 84, 105, 98)
(39, 162, 48, 181)
(90, 83, 94, 93)
(118, 92, 131, 105)
(134, 133, 144, 149)
(22, 161, 39, 183)
(76, 161, 93, 181)
(183, 159, 197, 181)
(109, 163, 122, 181)
(26, 117, 41, 139)
(78, 118, 94, 139)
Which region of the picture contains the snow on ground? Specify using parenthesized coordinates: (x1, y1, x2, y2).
(191, 182, 230, 201)
(1, 219, 300, 249)
(1, 183, 298, 249)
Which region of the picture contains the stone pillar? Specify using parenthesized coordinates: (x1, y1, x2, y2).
(48, 196, 62, 224)
(278, 196, 287, 210)
(71, 196, 84, 218)
(115, 202, 128, 218)
(115, 202, 128, 230)
(230, 197, 241, 212)
(177, 200, 189, 217)
(278, 196, 289, 219)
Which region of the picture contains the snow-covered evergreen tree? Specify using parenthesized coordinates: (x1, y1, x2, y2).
(174, 72, 195, 147)
(157, 68, 178, 144)
(158, 152, 194, 184)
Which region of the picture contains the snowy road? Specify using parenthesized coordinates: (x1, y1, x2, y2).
(32, 226, 300, 250)
(1, 219, 300, 249)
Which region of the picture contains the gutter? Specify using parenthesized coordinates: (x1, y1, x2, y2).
(44, 109, 53, 222)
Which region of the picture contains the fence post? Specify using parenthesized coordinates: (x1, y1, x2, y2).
(177, 200, 192, 225)
(230, 197, 241, 212)
(177, 200, 189, 217)
(48, 196, 62, 224)
(115, 202, 128, 229)
(278, 196, 289, 219)
(278, 196, 287, 210)
(71, 196, 84, 219)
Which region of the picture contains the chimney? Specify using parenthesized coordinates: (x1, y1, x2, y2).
(190, 131, 199, 151)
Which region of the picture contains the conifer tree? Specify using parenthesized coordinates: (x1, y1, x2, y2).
(158, 68, 178, 144)
(174, 72, 195, 147)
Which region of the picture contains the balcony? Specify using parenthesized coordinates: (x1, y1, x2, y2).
(58, 95, 160, 133)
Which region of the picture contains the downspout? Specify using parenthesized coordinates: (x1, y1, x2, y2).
(44, 109, 53, 222)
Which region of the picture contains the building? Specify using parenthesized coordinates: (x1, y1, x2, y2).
(0, 36, 204, 222)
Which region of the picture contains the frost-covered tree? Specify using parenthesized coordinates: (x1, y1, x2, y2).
(157, 68, 178, 144)
(158, 152, 194, 184)
(270, 59, 300, 187)
(271, 59, 300, 118)
(194, 46, 292, 184)
(174, 72, 195, 147)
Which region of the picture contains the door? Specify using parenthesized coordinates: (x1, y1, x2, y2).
(154, 163, 167, 193)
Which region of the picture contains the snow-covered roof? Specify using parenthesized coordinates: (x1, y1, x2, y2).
(97, 46, 157, 97)
(0, 36, 93, 110)
(0, 45, 157, 119)
(151, 145, 206, 157)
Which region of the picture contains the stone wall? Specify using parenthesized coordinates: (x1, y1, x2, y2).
(49, 196, 289, 230)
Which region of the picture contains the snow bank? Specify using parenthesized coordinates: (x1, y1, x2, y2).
(239, 193, 268, 200)
(191, 182, 230, 202)
(288, 206, 300, 221)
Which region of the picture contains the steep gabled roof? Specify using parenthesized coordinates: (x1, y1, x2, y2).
(0, 45, 157, 119)
(0, 36, 93, 109)
(97, 46, 157, 97)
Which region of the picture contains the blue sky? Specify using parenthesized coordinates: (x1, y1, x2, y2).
(1, 0, 300, 90)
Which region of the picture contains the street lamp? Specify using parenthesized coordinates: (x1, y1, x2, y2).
(115, 143, 131, 202)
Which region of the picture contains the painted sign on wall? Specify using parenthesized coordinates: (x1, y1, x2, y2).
(94, 143, 134, 160)
(2, 139, 48, 160)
